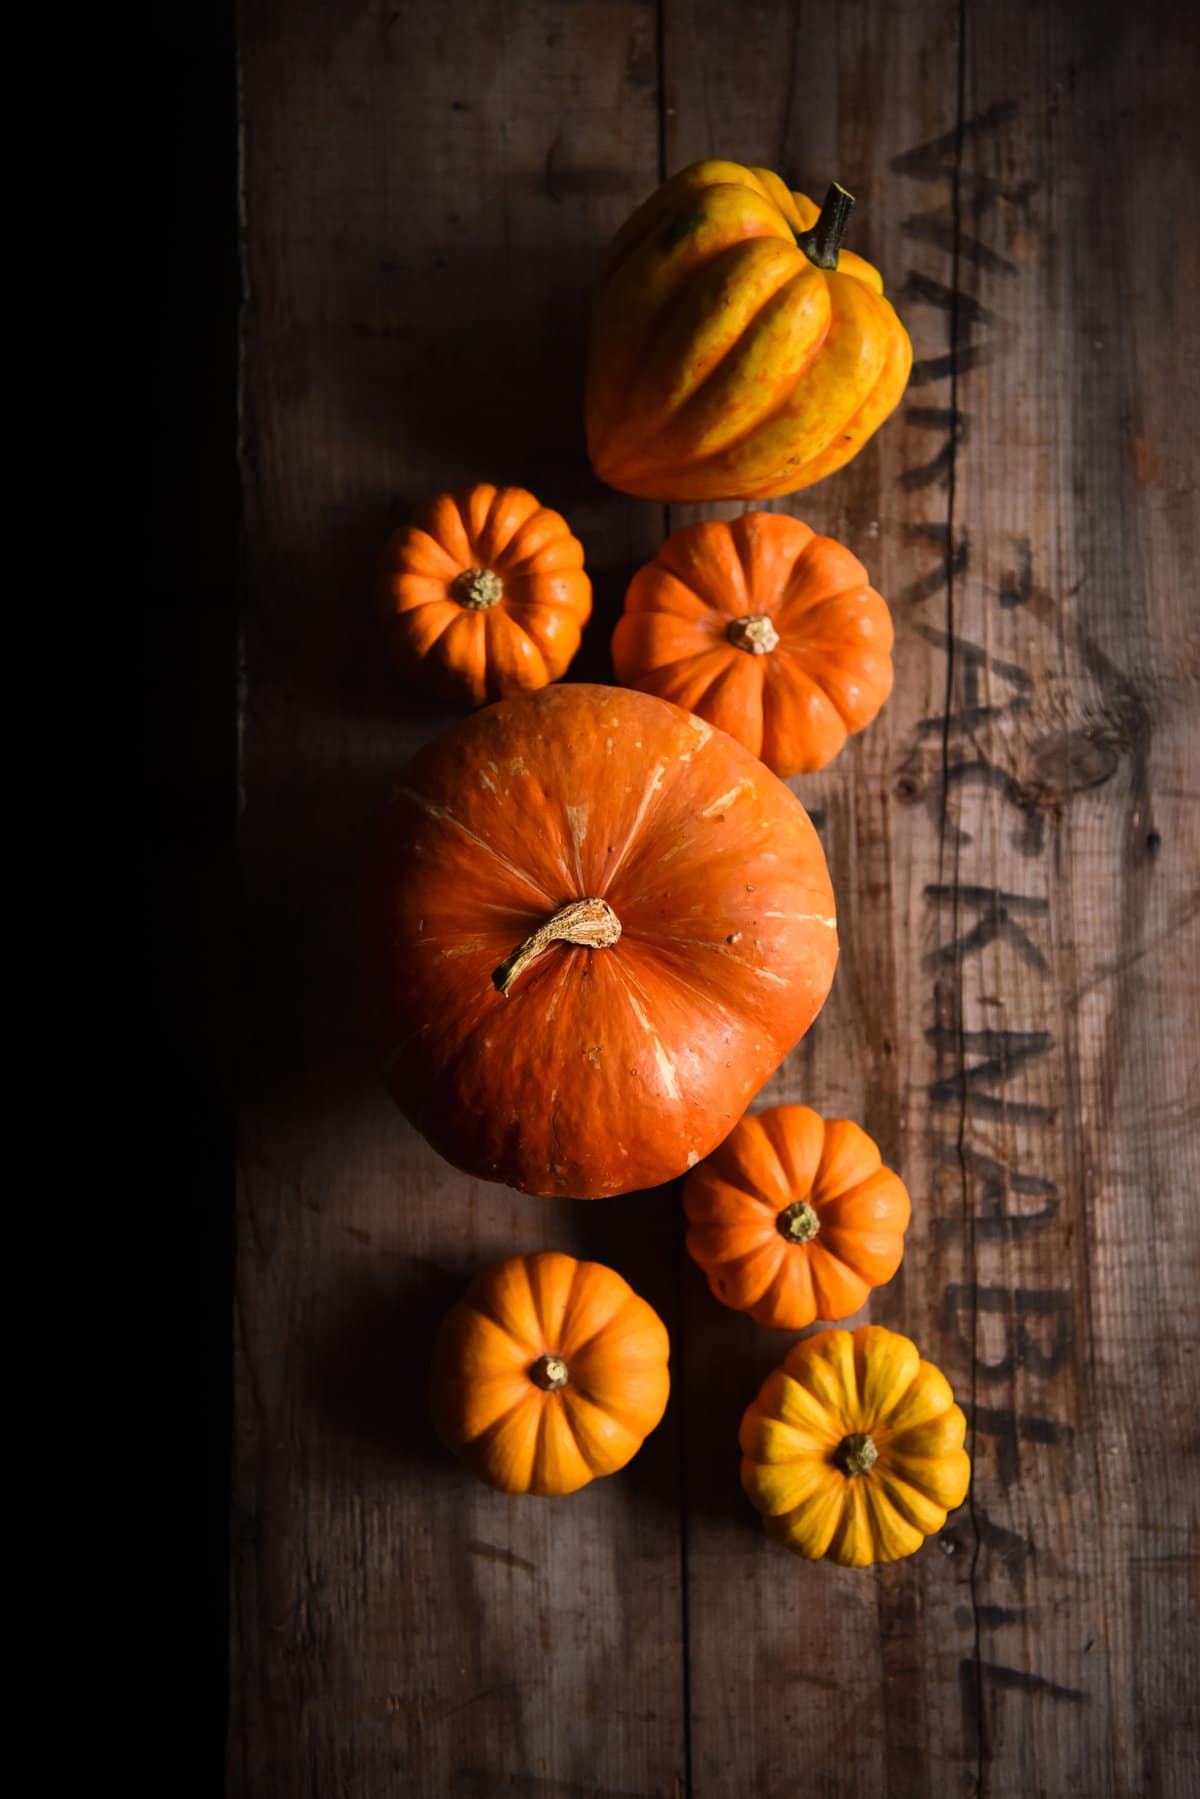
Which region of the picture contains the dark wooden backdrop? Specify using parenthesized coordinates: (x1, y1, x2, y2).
(232, 1, 1199, 1793)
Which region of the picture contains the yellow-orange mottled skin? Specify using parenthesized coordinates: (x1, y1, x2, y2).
(684, 1105, 911, 1329)
(431, 1252, 671, 1496)
(740, 1326, 971, 1567)
(586, 161, 912, 501)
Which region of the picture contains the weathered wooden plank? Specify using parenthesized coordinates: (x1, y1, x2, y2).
(235, 0, 1198, 1791)
(663, 2, 1199, 1796)
(232, 4, 685, 1795)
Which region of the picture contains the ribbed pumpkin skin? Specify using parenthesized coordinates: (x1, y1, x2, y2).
(378, 484, 591, 707)
(586, 161, 912, 502)
(432, 1253, 671, 1496)
(739, 1326, 971, 1567)
(683, 1105, 910, 1329)
(362, 684, 838, 1199)
(612, 512, 894, 776)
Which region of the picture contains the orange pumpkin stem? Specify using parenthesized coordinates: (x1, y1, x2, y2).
(453, 566, 504, 610)
(796, 182, 856, 271)
(493, 896, 622, 996)
(727, 613, 779, 656)
(778, 1199, 820, 1244)
(530, 1353, 569, 1391)
(836, 1432, 878, 1477)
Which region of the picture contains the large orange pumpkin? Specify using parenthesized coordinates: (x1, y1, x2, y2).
(431, 1252, 671, 1496)
(612, 512, 894, 776)
(683, 1104, 910, 1329)
(363, 684, 838, 1198)
(586, 162, 911, 502)
(378, 484, 591, 707)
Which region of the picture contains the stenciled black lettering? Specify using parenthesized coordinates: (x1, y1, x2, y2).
(932, 1143, 1060, 1242)
(898, 521, 969, 607)
(927, 1026, 1057, 1123)
(913, 626, 1033, 737)
(967, 1402, 1074, 1486)
(960, 1657, 1086, 1762)
(899, 406, 969, 489)
(900, 272, 1015, 385)
(941, 1284, 1073, 1380)
(923, 882, 1049, 972)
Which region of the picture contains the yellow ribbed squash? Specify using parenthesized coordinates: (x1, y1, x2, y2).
(586, 161, 911, 501)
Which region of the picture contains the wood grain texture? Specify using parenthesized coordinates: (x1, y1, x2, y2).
(233, 4, 684, 1795)
(233, 0, 1199, 1793)
(664, 1, 1199, 1795)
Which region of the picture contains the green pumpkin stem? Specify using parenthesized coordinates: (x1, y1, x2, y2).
(796, 183, 856, 271)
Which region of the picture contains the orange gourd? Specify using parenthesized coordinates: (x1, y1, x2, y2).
(684, 1105, 910, 1329)
(362, 684, 838, 1198)
(586, 162, 911, 501)
(612, 512, 894, 776)
(431, 1252, 671, 1496)
(740, 1325, 970, 1566)
(378, 484, 591, 707)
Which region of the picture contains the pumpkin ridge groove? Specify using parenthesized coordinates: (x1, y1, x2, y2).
(599, 175, 789, 285)
(609, 269, 827, 482)
(625, 236, 797, 401)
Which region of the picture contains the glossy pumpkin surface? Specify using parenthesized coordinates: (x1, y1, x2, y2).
(612, 512, 894, 776)
(363, 684, 838, 1198)
(586, 161, 912, 502)
(432, 1252, 671, 1496)
(740, 1325, 970, 1567)
(378, 484, 591, 707)
(684, 1105, 910, 1329)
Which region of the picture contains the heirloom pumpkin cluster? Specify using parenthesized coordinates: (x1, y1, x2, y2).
(363, 158, 970, 1563)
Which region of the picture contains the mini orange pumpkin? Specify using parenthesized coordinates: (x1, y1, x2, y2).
(684, 1105, 910, 1330)
(586, 162, 911, 502)
(431, 1252, 671, 1496)
(740, 1325, 970, 1566)
(378, 484, 592, 707)
(611, 512, 894, 776)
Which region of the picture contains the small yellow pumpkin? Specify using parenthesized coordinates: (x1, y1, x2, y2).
(739, 1325, 970, 1566)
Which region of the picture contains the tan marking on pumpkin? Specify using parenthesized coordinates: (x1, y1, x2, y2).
(478, 768, 499, 795)
(566, 803, 589, 882)
(400, 788, 551, 901)
(584, 1044, 602, 1067)
(604, 761, 668, 883)
(622, 987, 681, 1100)
(701, 779, 755, 819)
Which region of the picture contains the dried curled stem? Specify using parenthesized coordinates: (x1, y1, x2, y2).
(727, 614, 780, 656)
(493, 897, 622, 996)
